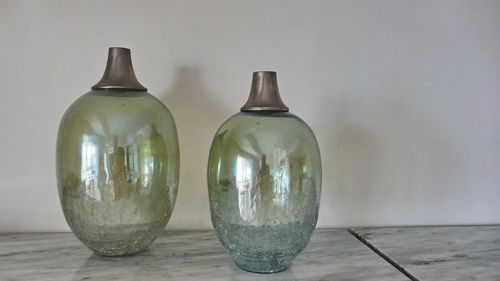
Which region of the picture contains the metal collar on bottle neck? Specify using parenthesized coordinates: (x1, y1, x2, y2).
(91, 47, 147, 91)
(240, 71, 289, 112)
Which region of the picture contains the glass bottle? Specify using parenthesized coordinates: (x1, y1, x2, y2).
(208, 71, 321, 273)
(56, 48, 179, 256)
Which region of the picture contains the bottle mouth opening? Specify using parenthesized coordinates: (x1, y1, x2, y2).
(253, 71, 276, 74)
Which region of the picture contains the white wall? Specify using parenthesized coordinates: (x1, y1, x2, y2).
(0, 0, 499, 232)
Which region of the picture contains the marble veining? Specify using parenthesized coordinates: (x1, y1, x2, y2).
(0, 229, 408, 281)
(352, 226, 500, 281)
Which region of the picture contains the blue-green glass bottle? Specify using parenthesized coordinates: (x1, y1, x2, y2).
(56, 48, 179, 256)
(208, 71, 321, 273)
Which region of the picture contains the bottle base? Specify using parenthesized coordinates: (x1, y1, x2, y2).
(233, 254, 295, 274)
(78, 232, 157, 257)
(90, 246, 148, 257)
(69, 222, 162, 257)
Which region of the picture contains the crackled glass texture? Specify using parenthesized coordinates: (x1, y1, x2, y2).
(208, 112, 321, 273)
(57, 90, 179, 256)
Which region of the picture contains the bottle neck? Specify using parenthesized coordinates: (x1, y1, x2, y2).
(240, 71, 289, 112)
(91, 47, 147, 91)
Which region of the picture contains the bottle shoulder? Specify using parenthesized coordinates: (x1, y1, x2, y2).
(211, 111, 319, 153)
(62, 90, 170, 118)
(59, 90, 176, 133)
(217, 112, 312, 134)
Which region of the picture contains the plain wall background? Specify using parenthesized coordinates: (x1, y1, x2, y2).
(0, 0, 499, 232)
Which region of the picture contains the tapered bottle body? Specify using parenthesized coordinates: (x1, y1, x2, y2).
(56, 48, 179, 256)
(57, 90, 179, 256)
(208, 72, 321, 273)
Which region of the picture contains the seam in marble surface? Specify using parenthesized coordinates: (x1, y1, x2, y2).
(348, 229, 419, 281)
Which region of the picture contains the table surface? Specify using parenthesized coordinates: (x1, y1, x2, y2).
(0, 229, 407, 281)
(1, 226, 498, 281)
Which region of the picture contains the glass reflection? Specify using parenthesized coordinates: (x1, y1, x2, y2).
(271, 149, 290, 206)
(77, 125, 166, 202)
(81, 136, 100, 201)
(235, 156, 255, 221)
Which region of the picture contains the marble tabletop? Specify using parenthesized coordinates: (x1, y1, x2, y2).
(0, 229, 408, 281)
(351, 226, 500, 281)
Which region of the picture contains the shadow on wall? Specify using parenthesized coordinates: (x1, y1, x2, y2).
(160, 66, 232, 229)
(316, 93, 464, 227)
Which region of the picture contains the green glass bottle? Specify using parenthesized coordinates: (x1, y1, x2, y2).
(56, 48, 179, 256)
(208, 71, 321, 273)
